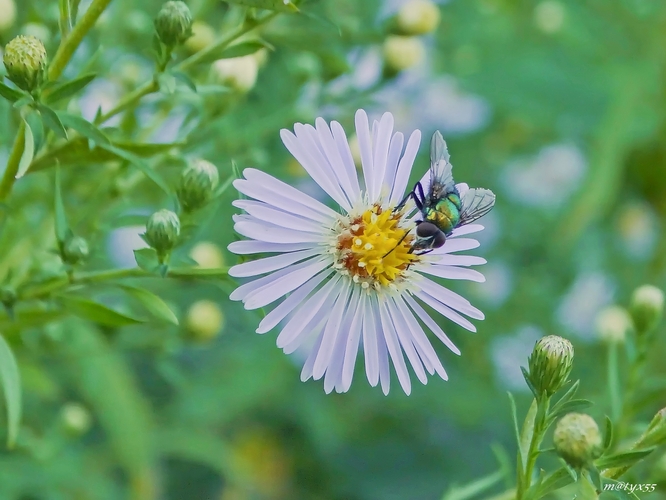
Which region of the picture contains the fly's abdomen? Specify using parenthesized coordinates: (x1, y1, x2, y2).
(425, 199, 460, 235)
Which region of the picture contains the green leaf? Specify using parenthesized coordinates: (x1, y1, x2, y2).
(603, 415, 613, 451)
(595, 448, 655, 469)
(98, 144, 171, 195)
(13, 96, 33, 108)
(520, 365, 537, 398)
(172, 71, 197, 92)
(0, 81, 25, 102)
(56, 111, 110, 145)
(117, 285, 179, 325)
(507, 392, 521, 455)
(441, 470, 504, 500)
(0, 333, 21, 448)
(44, 73, 96, 104)
(157, 73, 177, 94)
(588, 466, 602, 492)
(195, 40, 271, 65)
(551, 380, 580, 413)
(222, 0, 299, 12)
(525, 467, 576, 500)
(59, 295, 144, 327)
(37, 103, 68, 139)
(134, 248, 160, 274)
(28, 138, 184, 173)
(549, 399, 593, 421)
(16, 120, 35, 179)
(54, 165, 69, 244)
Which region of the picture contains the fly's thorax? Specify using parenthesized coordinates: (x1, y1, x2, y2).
(425, 197, 460, 235)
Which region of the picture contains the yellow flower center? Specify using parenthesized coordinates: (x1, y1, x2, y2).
(333, 205, 418, 290)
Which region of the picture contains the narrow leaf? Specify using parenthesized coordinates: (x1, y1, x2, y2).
(56, 111, 110, 145)
(172, 71, 197, 92)
(195, 41, 270, 65)
(0, 81, 25, 102)
(507, 392, 523, 464)
(118, 285, 179, 325)
(45, 74, 96, 104)
(16, 120, 35, 179)
(157, 73, 177, 94)
(526, 467, 576, 500)
(60, 295, 144, 327)
(520, 366, 537, 398)
(603, 415, 613, 451)
(37, 103, 68, 139)
(441, 470, 504, 500)
(54, 165, 69, 244)
(99, 144, 171, 195)
(549, 399, 593, 421)
(595, 448, 655, 469)
(0, 333, 21, 448)
(134, 248, 160, 274)
(222, 0, 299, 12)
(551, 380, 580, 413)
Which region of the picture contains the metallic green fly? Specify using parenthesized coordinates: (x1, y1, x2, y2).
(395, 131, 496, 255)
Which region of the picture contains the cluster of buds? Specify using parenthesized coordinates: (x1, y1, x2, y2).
(3, 34, 47, 93)
(154, 1, 193, 48)
(525, 335, 574, 397)
(62, 235, 90, 266)
(383, 0, 440, 75)
(553, 413, 603, 469)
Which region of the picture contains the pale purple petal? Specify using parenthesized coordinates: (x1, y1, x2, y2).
(418, 265, 486, 282)
(228, 240, 316, 255)
(355, 110, 376, 200)
(404, 294, 460, 355)
(390, 130, 422, 205)
(229, 248, 322, 278)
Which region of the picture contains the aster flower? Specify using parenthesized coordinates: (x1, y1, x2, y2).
(228, 109, 489, 395)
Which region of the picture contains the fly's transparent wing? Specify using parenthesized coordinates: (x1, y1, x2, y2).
(459, 188, 496, 225)
(427, 131, 455, 200)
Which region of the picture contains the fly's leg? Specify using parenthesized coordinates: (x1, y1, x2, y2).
(382, 220, 421, 258)
(395, 182, 425, 212)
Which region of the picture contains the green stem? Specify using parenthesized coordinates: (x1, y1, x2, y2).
(516, 397, 550, 500)
(607, 342, 621, 423)
(0, 121, 26, 202)
(18, 266, 229, 300)
(174, 12, 279, 72)
(48, 0, 115, 82)
(94, 80, 159, 125)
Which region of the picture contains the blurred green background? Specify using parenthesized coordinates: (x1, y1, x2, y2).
(1, 0, 665, 498)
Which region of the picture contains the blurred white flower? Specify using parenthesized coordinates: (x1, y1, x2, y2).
(490, 325, 543, 392)
(557, 272, 615, 339)
(472, 261, 513, 307)
(534, 1, 566, 34)
(0, 0, 16, 32)
(502, 143, 586, 208)
(106, 224, 148, 268)
(617, 201, 659, 260)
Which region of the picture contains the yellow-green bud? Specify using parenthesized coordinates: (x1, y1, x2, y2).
(62, 235, 89, 265)
(186, 300, 224, 341)
(145, 209, 180, 256)
(211, 55, 259, 93)
(185, 21, 215, 53)
(176, 159, 219, 213)
(383, 35, 425, 74)
(396, 0, 441, 36)
(3, 35, 47, 92)
(155, 1, 193, 47)
(595, 306, 631, 344)
(527, 335, 574, 397)
(553, 413, 602, 468)
(630, 284, 664, 334)
(60, 402, 93, 436)
(189, 241, 225, 269)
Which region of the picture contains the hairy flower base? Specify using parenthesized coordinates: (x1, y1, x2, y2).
(332, 204, 417, 291)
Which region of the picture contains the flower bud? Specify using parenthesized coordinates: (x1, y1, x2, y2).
(383, 35, 425, 74)
(527, 335, 574, 397)
(185, 21, 215, 53)
(176, 159, 219, 213)
(155, 1, 193, 47)
(0, 0, 16, 32)
(396, 0, 441, 36)
(553, 413, 602, 468)
(189, 241, 225, 269)
(630, 285, 664, 334)
(3, 35, 47, 93)
(0, 286, 16, 309)
(62, 235, 89, 265)
(595, 306, 631, 344)
(211, 55, 259, 93)
(60, 402, 92, 436)
(186, 300, 224, 341)
(145, 209, 180, 257)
